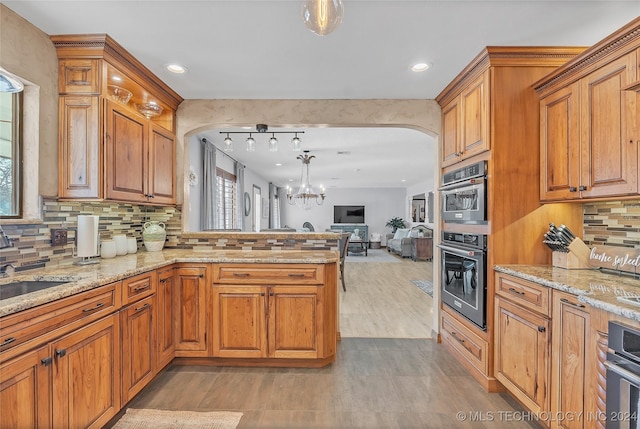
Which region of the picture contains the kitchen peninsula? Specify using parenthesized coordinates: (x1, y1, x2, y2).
(0, 246, 338, 429)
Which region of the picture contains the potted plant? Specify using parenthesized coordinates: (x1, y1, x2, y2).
(385, 217, 407, 233)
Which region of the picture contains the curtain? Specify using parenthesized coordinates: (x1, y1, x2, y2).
(235, 161, 245, 230)
(270, 182, 281, 229)
(201, 139, 217, 230)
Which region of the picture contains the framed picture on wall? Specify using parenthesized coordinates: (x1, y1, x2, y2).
(412, 199, 426, 223)
(262, 197, 269, 219)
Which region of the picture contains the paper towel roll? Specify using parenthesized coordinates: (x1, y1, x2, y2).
(77, 215, 99, 258)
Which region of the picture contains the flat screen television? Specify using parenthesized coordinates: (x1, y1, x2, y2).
(334, 205, 365, 224)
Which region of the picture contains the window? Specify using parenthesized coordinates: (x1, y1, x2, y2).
(0, 91, 21, 218)
(216, 168, 237, 229)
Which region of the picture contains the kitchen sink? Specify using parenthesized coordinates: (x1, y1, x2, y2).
(0, 280, 69, 300)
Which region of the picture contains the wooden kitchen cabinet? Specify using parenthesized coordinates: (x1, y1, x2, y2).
(536, 22, 640, 202)
(440, 70, 490, 167)
(174, 265, 208, 356)
(53, 34, 181, 205)
(0, 346, 51, 429)
(120, 295, 155, 404)
(51, 313, 120, 429)
(211, 263, 336, 365)
(156, 267, 176, 371)
(550, 290, 589, 429)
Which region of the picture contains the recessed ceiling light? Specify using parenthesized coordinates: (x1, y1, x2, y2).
(401, 179, 407, 182)
(411, 63, 430, 72)
(166, 64, 188, 74)
(275, 163, 282, 167)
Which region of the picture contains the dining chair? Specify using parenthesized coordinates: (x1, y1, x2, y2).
(339, 232, 350, 292)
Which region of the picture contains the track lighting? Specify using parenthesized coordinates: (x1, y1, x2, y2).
(223, 133, 233, 152)
(219, 125, 304, 152)
(268, 134, 278, 152)
(246, 134, 255, 152)
(291, 133, 302, 151)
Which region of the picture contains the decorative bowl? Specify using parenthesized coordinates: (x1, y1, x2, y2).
(107, 85, 132, 105)
(136, 102, 163, 119)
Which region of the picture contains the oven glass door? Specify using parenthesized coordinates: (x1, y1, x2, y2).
(441, 178, 486, 223)
(439, 244, 486, 329)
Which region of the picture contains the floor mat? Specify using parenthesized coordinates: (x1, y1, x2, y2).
(411, 279, 433, 297)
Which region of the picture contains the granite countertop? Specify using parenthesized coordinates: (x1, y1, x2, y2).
(0, 249, 339, 318)
(495, 264, 640, 321)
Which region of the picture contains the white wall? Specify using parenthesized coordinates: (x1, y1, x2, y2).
(280, 187, 407, 245)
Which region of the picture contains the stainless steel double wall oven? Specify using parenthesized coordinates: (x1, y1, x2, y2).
(439, 161, 489, 330)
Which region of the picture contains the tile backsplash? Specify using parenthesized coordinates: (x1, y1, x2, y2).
(0, 199, 337, 272)
(583, 200, 640, 248)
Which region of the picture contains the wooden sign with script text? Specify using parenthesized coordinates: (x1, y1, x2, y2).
(588, 245, 640, 273)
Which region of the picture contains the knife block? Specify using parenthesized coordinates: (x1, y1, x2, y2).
(552, 237, 591, 269)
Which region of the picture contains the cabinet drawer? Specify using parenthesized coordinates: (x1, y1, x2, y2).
(213, 264, 323, 285)
(441, 311, 488, 375)
(122, 271, 156, 305)
(0, 283, 118, 361)
(496, 273, 550, 316)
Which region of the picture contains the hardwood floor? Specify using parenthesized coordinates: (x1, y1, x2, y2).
(339, 250, 433, 338)
(117, 250, 539, 428)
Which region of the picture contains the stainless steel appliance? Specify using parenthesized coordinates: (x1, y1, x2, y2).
(606, 321, 640, 428)
(438, 231, 487, 330)
(440, 161, 487, 224)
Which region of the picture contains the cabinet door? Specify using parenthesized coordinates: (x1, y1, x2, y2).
(540, 82, 581, 201)
(268, 286, 321, 359)
(175, 266, 208, 354)
(460, 70, 490, 159)
(211, 286, 267, 358)
(441, 97, 461, 167)
(58, 95, 100, 198)
(494, 296, 549, 414)
(51, 314, 120, 429)
(551, 292, 589, 429)
(156, 268, 175, 371)
(105, 100, 149, 203)
(0, 346, 51, 429)
(580, 52, 638, 198)
(121, 295, 155, 403)
(148, 123, 176, 205)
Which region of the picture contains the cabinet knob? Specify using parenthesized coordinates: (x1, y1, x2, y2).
(578, 185, 587, 191)
(41, 357, 53, 366)
(55, 349, 67, 358)
(537, 326, 546, 333)
(569, 187, 577, 192)
(199, 274, 204, 278)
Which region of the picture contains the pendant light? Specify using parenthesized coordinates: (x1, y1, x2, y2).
(268, 134, 278, 152)
(246, 134, 255, 152)
(291, 133, 302, 151)
(301, 0, 344, 36)
(223, 133, 233, 152)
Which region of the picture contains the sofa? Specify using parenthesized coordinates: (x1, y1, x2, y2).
(387, 225, 432, 258)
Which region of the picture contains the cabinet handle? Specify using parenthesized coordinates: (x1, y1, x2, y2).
(560, 297, 585, 308)
(508, 287, 525, 296)
(135, 303, 150, 312)
(538, 326, 546, 333)
(0, 337, 16, 348)
(233, 273, 250, 277)
(134, 284, 150, 291)
(450, 331, 465, 343)
(82, 302, 104, 313)
(41, 357, 52, 366)
(569, 187, 577, 192)
(288, 273, 305, 277)
(55, 349, 67, 358)
(578, 185, 587, 191)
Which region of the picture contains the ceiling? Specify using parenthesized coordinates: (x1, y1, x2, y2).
(4, 1, 639, 189)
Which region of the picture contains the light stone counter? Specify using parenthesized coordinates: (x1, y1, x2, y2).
(0, 249, 338, 317)
(494, 265, 640, 321)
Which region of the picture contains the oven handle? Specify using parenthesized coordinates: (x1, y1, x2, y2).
(439, 176, 486, 192)
(437, 243, 484, 257)
(604, 360, 640, 385)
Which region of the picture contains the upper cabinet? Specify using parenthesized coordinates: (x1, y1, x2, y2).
(52, 34, 183, 205)
(535, 17, 640, 203)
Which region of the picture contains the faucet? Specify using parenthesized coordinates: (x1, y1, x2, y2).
(0, 263, 15, 278)
(0, 226, 13, 249)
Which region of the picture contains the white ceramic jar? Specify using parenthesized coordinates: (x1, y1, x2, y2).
(113, 234, 128, 255)
(126, 237, 137, 254)
(101, 240, 117, 258)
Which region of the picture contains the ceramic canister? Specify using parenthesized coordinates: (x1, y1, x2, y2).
(100, 240, 117, 258)
(113, 234, 128, 255)
(126, 237, 137, 254)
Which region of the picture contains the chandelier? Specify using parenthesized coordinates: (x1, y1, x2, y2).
(286, 150, 325, 209)
(220, 124, 304, 152)
(301, 0, 344, 36)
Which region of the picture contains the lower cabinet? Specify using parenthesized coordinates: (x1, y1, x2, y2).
(156, 267, 176, 371)
(120, 295, 155, 404)
(551, 290, 589, 429)
(495, 294, 550, 415)
(51, 313, 121, 429)
(175, 265, 208, 356)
